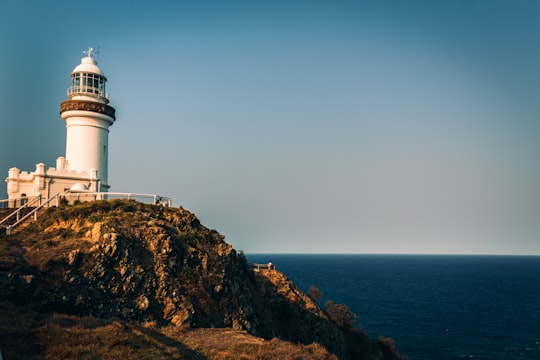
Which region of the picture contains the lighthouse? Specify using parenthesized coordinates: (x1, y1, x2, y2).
(60, 48, 116, 190)
(5, 49, 116, 200)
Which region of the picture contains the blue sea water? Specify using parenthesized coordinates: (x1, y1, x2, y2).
(246, 254, 540, 360)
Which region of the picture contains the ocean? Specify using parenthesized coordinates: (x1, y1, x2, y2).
(246, 254, 540, 360)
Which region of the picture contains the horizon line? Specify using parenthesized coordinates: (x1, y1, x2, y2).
(245, 252, 540, 256)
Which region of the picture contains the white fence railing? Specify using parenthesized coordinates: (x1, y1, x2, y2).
(0, 195, 41, 209)
(0, 191, 172, 235)
(63, 191, 172, 207)
(67, 86, 109, 99)
(252, 263, 276, 271)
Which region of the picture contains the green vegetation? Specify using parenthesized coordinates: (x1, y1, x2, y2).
(308, 284, 357, 331)
(307, 284, 323, 301)
(324, 300, 357, 329)
(377, 336, 409, 360)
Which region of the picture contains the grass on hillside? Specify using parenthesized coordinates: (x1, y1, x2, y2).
(0, 302, 336, 360)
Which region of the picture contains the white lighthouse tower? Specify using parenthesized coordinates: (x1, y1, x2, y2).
(5, 49, 116, 200)
(60, 48, 116, 190)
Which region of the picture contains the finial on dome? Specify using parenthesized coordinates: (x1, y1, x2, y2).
(83, 46, 98, 59)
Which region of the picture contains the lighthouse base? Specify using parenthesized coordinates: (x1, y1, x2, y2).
(5, 157, 108, 203)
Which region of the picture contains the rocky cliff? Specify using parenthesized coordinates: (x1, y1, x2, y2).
(0, 200, 405, 359)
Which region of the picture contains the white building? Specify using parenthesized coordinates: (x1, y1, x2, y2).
(5, 49, 116, 201)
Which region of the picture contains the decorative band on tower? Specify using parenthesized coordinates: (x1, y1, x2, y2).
(60, 100, 116, 120)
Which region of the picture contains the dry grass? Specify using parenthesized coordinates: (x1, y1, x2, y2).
(0, 302, 41, 359)
(163, 327, 337, 360)
(32, 316, 197, 360)
(0, 303, 336, 360)
(0, 303, 200, 360)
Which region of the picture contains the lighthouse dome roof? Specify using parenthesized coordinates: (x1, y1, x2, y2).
(72, 56, 105, 76)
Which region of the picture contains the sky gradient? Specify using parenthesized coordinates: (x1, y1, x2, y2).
(1, 0, 539, 254)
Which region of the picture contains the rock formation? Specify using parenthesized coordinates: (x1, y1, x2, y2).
(0, 200, 405, 359)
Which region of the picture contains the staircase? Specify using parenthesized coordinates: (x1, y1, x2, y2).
(0, 208, 35, 233)
(0, 194, 61, 235)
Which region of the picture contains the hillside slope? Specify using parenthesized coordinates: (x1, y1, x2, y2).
(0, 200, 405, 359)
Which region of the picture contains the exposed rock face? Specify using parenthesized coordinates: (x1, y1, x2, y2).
(0, 200, 399, 359)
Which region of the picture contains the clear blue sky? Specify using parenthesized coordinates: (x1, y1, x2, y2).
(1, 0, 539, 254)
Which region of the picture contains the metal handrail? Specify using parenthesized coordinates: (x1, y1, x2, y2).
(5, 193, 61, 235)
(0, 195, 42, 227)
(0, 195, 41, 209)
(67, 86, 109, 99)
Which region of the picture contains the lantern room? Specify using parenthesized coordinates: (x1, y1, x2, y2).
(67, 48, 109, 104)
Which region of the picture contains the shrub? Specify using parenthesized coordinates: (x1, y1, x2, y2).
(59, 196, 69, 207)
(324, 300, 356, 329)
(88, 214, 103, 223)
(307, 285, 323, 302)
(377, 336, 409, 359)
